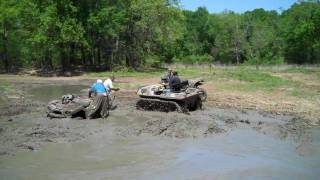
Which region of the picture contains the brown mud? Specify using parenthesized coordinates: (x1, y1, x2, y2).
(0, 77, 319, 179)
(0, 77, 316, 154)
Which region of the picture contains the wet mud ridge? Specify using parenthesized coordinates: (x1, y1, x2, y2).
(117, 105, 312, 140)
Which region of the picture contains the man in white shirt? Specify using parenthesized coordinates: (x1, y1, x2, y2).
(103, 76, 119, 93)
(103, 76, 120, 110)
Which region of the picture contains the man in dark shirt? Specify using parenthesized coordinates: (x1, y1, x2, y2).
(165, 69, 173, 83)
(169, 71, 181, 92)
(161, 69, 172, 85)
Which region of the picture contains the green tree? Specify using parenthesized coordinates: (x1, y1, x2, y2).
(243, 9, 283, 68)
(282, 1, 320, 64)
(0, 0, 20, 72)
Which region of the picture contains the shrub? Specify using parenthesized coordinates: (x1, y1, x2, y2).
(179, 54, 213, 64)
(144, 55, 162, 68)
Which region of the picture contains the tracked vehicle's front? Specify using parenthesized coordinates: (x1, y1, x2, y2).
(136, 79, 207, 113)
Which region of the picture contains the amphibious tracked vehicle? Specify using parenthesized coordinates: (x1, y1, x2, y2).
(136, 78, 207, 113)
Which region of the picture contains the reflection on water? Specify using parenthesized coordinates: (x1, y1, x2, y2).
(0, 128, 319, 179)
(28, 85, 88, 102)
(163, 129, 320, 179)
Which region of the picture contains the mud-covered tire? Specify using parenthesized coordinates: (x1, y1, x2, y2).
(64, 105, 86, 117)
(188, 97, 202, 111)
(198, 98, 203, 110)
(136, 98, 183, 113)
(198, 88, 207, 102)
(47, 112, 66, 118)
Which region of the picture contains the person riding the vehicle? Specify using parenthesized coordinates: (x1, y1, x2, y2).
(169, 71, 181, 92)
(164, 69, 173, 83)
(89, 79, 109, 98)
(161, 69, 173, 91)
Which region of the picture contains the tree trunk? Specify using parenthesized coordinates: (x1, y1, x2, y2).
(60, 43, 68, 71)
(69, 43, 75, 66)
(81, 46, 86, 65)
(45, 50, 53, 70)
(2, 20, 9, 73)
(235, 45, 240, 64)
(97, 45, 101, 67)
(234, 21, 241, 65)
(110, 38, 118, 71)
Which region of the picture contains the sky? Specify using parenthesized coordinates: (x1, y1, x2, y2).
(180, 0, 298, 13)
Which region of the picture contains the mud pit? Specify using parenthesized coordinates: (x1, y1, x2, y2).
(0, 77, 320, 179)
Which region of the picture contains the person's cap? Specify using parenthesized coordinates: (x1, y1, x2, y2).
(97, 79, 103, 83)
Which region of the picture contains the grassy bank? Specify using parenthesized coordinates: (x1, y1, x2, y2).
(0, 65, 318, 121)
(85, 65, 319, 100)
(86, 69, 164, 78)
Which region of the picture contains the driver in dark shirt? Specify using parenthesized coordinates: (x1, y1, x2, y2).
(169, 71, 181, 92)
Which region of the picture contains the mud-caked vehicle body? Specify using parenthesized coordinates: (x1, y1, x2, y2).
(47, 95, 92, 118)
(136, 79, 207, 113)
(47, 94, 114, 119)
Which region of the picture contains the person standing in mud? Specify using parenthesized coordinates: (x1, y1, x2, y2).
(89, 79, 108, 98)
(103, 76, 119, 110)
(86, 79, 109, 119)
(103, 76, 120, 93)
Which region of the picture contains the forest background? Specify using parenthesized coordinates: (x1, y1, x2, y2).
(0, 0, 319, 73)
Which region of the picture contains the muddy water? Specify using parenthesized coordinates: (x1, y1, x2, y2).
(1, 84, 320, 179)
(28, 85, 88, 102)
(0, 97, 6, 107)
(0, 128, 320, 179)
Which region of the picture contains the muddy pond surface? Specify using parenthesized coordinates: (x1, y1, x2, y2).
(0, 97, 7, 108)
(1, 128, 320, 179)
(1, 83, 320, 179)
(28, 85, 88, 102)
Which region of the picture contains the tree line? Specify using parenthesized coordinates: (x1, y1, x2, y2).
(1, 0, 319, 72)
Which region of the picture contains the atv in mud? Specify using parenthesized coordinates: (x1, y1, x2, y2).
(136, 78, 207, 113)
(47, 95, 92, 118)
(47, 94, 114, 119)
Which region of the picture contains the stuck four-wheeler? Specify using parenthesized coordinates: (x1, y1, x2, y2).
(47, 94, 114, 119)
(47, 95, 92, 118)
(136, 78, 207, 113)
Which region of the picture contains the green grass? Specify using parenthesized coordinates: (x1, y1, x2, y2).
(218, 68, 288, 91)
(287, 78, 320, 97)
(86, 67, 215, 79)
(282, 66, 320, 74)
(0, 83, 14, 93)
(175, 67, 213, 77)
(288, 89, 305, 97)
(215, 67, 318, 99)
(86, 69, 164, 78)
(85, 66, 319, 97)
